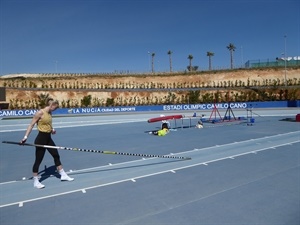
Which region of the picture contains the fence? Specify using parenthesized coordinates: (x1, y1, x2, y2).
(245, 58, 300, 68)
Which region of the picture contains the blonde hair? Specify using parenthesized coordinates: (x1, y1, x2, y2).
(47, 98, 59, 106)
(52, 100, 59, 106)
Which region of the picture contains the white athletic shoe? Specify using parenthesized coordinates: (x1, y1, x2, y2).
(34, 180, 45, 189)
(61, 175, 74, 181)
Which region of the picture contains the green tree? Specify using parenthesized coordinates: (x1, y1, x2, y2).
(206, 51, 214, 70)
(106, 98, 115, 106)
(188, 90, 200, 103)
(167, 50, 173, 72)
(187, 54, 194, 71)
(81, 95, 92, 107)
(38, 93, 50, 108)
(151, 52, 155, 73)
(227, 43, 236, 69)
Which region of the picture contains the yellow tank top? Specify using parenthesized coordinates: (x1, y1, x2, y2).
(37, 109, 52, 133)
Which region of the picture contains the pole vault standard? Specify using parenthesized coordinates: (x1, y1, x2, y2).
(208, 100, 222, 122)
(2, 141, 191, 160)
(223, 91, 236, 121)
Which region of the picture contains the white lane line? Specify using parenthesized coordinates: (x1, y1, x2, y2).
(172, 140, 300, 172)
(185, 131, 300, 153)
(19, 202, 23, 207)
(0, 140, 299, 208)
(0, 180, 17, 185)
(120, 165, 300, 224)
(1, 132, 299, 186)
(0, 119, 144, 132)
(81, 189, 86, 193)
(0, 119, 145, 127)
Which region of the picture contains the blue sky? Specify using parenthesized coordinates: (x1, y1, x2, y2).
(0, 0, 299, 75)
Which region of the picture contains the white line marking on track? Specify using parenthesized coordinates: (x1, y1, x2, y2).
(120, 165, 300, 223)
(0, 180, 17, 185)
(0, 119, 145, 132)
(19, 202, 23, 207)
(1, 139, 299, 209)
(82, 189, 86, 193)
(48, 131, 300, 176)
(172, 140, 300, 172)
(1, 131, 299, 208)
(185, 131, 300, 154)
(1, 131, 300, 186)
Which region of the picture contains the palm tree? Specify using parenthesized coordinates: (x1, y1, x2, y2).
(38, 93, 50, 108)
(167, 50, 173, 72)
(151, 53, 155, 73)
(227, 43, 236, 69)
(187, 54, 193, 71)
(206, 51, 214, 70)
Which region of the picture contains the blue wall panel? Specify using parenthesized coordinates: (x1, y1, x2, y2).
(0, 101, 299, 118)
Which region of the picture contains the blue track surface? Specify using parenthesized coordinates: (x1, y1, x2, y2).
(0, 108, 299, 225)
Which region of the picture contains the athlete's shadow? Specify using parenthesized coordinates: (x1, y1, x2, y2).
(38, 165, 60, 182)
(69, 159, 184, 176)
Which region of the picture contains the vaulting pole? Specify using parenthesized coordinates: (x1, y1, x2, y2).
(2, 141, 191, 160)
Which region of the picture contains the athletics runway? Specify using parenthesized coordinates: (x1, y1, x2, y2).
(0, 108, 299, 225)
